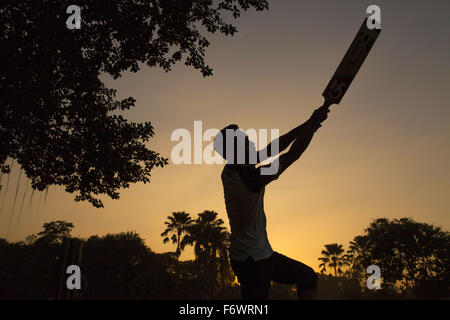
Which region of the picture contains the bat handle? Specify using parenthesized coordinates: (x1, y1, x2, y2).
(320, 99, 333, 111)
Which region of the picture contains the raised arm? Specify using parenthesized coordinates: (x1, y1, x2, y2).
(241, 106, 329, 192)
(257, 106, 330, 164)
(257, 121, 309, 163)
(276, 106, 329, 176)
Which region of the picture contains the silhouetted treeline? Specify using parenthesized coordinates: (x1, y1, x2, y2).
(318, 218, 449, 299)
(0, 216, 448, 299)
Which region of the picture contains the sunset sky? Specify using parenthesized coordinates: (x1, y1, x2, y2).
(1, 0, 449, 271)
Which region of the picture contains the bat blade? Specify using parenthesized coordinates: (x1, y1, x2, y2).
(322, 18, 381, 105)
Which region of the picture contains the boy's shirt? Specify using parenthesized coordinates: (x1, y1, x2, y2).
(221, 164, 280, 262)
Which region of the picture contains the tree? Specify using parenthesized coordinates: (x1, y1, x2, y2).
(24, 234, 38, 246)
(36, 220, 74, 245)
(349, 218, 450, 297)
(161, 211, 193, 257)
(82, 231, 155, 299)
(0, 1, 269, 207)
(182, 210, 227, 264)
(318, 243, 347, 277)
(204, 222, 233, 291)
(181, 210, 232, 296)
(344, 235, 370, 278)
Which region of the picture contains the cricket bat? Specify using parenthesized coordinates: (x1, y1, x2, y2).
(321, 18, 381, 110)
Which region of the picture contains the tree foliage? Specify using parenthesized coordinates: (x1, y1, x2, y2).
(0, 0, 269, 207)
(161, 211, 193, 257)
(35, 220, 74, 245)
(318, 243, 347, 277)
(347, 218, 450, 297)
(181, 210, 232, 296)
(0, 217, 235, 299)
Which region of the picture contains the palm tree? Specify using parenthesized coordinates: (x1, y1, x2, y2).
(318, 243, 346, 277)
(197, 210, 226, 228)
(181, 210, 231, 294)
(345, 235, 370, 277)
(161, 211, 193, 258)
(203, 223, 231, 283)
(181, 211, 228, 261)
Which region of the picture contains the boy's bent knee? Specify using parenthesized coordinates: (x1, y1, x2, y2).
(297, 267, 318, 296)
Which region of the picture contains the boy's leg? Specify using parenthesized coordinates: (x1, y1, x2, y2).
(230, 256, 271, 300)
(269, 252, 318, 299)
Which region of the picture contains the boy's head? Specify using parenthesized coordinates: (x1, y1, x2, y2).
(213, 124, 257, 165)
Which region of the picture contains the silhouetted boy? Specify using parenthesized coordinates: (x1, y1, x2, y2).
(214, 106, 329, 300)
